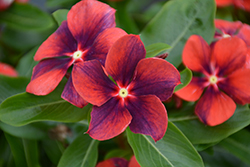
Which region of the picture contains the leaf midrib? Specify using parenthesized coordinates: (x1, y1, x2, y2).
(80, 139, 96, 167)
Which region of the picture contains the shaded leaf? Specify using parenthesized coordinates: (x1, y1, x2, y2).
(23, 140, 40, 167)
(52, 9, 69, 26)
(174, 68, 192, 92)
(42, 139, 64, 165)
(145, 43, 171, 58)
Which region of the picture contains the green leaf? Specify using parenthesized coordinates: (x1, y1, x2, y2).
(140, 0, 215, 67)
(0, 76, 29, 104)
(42, 139, 64, 165)
(52, 9, 69, 26)
(22, 140, 40, 167)
(16, 46, 39, 78)
(172, 105, 250, 145)
(0, 3, 55, 31)
(0, 80, 92, 126)
(0, 122, 48, 140)
(145, 43, 171, 58)
(218, 129, 250, 165)
(174, 68, 192, 92)
(104, 149, 132, 160)
(58, 134, 99, 167)
(127, 122, 204, 167)
(46, 0, 79, 8)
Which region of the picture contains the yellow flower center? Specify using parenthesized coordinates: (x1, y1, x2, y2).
(119, 88, 128, 98)
(222, 34, 231, 38)
(209, 75, 218, 84)
(73, 51, 82, 60)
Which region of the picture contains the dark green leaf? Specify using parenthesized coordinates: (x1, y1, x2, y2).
(0, 80, 92, 126)
(174, 68, 192, 92)
(52, 9, 69, 26)
(42, 139, 64, 165)
(58, 134, 99, 167)
(127, 122, 204, 167)
(22, 140, 40, 167)
(140, 0, 215, 67)
(173, 105, 250, 145)
(46, 0, 79, 8)
(145, 43, 171, 58)
(0, 3, 55, 31)
(0, 76, 29, 104)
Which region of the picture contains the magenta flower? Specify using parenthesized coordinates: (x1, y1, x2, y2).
(72, 35, 180, 141)
(26, 0, 127, 107)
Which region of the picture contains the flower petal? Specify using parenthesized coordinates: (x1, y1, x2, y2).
(233, 0, 250, 12)
(61, 74, 88, 108)
(128, 156, 141, 167)
(105, 35, 146, 87)
(87, 97, 132, 140)
(34, 21, 77, 61)
(215, 19, 242, 37)
(67, 0, 116, 50)
(96, 158, 128, 167)
(125, 95, 167, 142)
(211, 36, 247, 76)
(175, 77, 206, 101)
(84, 27, 127, 65)
(182, 35, 211, 73)
(216, 0, 233, 7)
(128, 58, 180, 101)
(237, 24, 250, 46)
(218, 69, 250, 105)
(26, 58, 73, 95)
(0, 62, 18, 77)
(72, 60, 117, 106)
(195, 86, 236, 126)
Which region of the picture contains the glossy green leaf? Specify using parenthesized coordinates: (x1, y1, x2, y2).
(172, 105, 250, 145)
(145, 43, 171, 58)
(140, 0, 215, 67)
(219, 129, 250, 165)
(52, 9, 69, 26)
(0, 76, 29, 104)
(58, 134, 99, 167)
(0, 3, 55, 31)
(174, 68, 192, 92)
(23, 140, 40, 167)
(16, 46, 39, 78)
(127, 122, 204, 167)
(0, 122, 48, 140)
(0, 80, 92, 126)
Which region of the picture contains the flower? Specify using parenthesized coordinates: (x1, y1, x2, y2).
(215, 19, 250, 68)
(216, 0, 250, 12)
(0, 62, 18, 77)
(175, 35, 250, 126)
(72, 34, 180, 141)
(96, 156, 140, 167)
(0, 0, 29, 11)
(216, 0, 233, 7)
(26, 0, 127, 108)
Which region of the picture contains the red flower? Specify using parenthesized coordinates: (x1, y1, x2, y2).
(72, 35, 180, 141)
(215, 19, 250, 68)
(175, 35, 250, 126)
(233, 0, 250, 12)
(96, 156, 140, 167)
(0, 0, 29, 11)
(26, 0, 127, 108)
(0, 62, 18, 77)
(216, 0, 233, 7)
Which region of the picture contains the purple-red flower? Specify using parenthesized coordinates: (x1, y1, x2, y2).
(175, 35, 250, 126)
(26, 0, 127, 108)
(0, 62, 18, 77)
(96, 156, 140, 167)
(72, 35, 180, 141)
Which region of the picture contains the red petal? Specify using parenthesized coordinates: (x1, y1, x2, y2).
(0, 0, 13, 11)
(72, 60, 117, 106)
(195, 86, 236, 126)
(128, 156, 141, 167)
(218, 69, 250, 105)
(215, 19, 242, 37)
(126, 95, 167, 142)
(0, 62, 18, 77)
(245, 49, 250, 69)
(61, 74, 88, 108)
(211, 37, 247, 76)
(237, 24, 250, 46)
(182, 35, 211, 73)
(34, 21, 77, 61)
(96, 158, 128, 167)
(216, 0, 233, 7)
(87, 97, 132, 140)
(26, 58, 72, 95)
(175, 77, 206, 101)
(84, 27, 127, 65)
(105, 35, 146, 87)
(67, 0, 116, 50)
(234, 0, 250, 12)
(128, 58, 180, 101)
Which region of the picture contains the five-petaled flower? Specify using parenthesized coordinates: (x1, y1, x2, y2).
(72, 35, 180, 141)
(175, 35, 250, 126)
(26, 0, 127, 108)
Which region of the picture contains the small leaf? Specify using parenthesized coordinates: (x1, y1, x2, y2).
(127, 122, 204, 167)
(52, 9, 69, 26)
(145, 43, 171, 58)
(0, 3, 55, 31)
(174, 68, 192, 92)
(58, 134, 99, 167)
